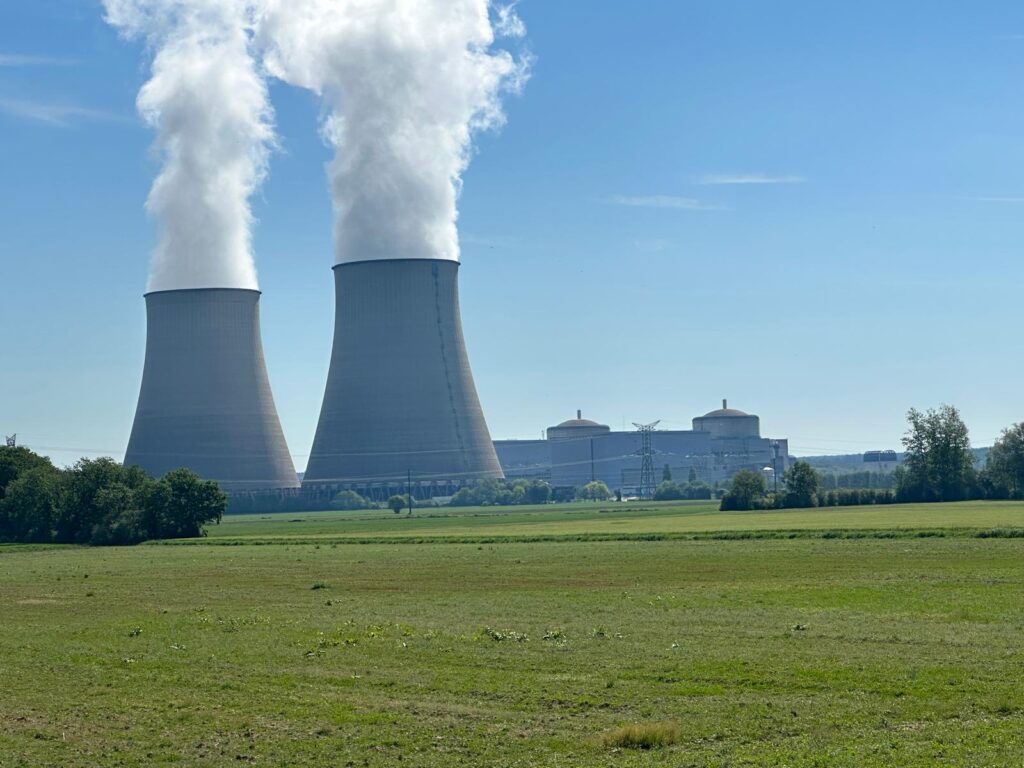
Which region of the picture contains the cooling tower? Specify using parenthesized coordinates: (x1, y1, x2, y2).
(303, 259, 502, 492)
(125, 288, 299, 491)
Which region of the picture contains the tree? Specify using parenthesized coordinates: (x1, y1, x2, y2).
(654, 481, 684, 501)
(576, 481, 612, 501)
(685, 482, 713, 500)
(56, 458, 149, 544)
(387, 495, 408, 514)
(448, 488, 475, 507)
(90, 482, 144, 545)
(0, 467, 61, 543)
(720, 470, 766, 511)
(0, 447, 224, 545)
(0, 446, 56, 502)
(331, 490, 372, 510)
(687, 467, 699, 485)
(983, 423, 1024, 498)
(155, 469, 226, 538)
(662, 464, 672, 482)
(523, 480, 551, 505)
(783, 461, 820, 508)
(897, 405, 976, 502)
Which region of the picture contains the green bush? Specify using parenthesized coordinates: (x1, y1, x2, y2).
(576, 481, 612, 502)
(720, 471, 767, 511)
(331, 490, 373, 510)
(0, 446, 225, 546)
(387, 495, 410, 514)
(449, 479, 552, 507)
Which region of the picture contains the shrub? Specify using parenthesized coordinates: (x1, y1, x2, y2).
(331, 490, 372, 511)
(720, 471, 767, 511)
(654, 481, 684, 501)
(577, 481, 612, 502)
(387, 495, 409, 514)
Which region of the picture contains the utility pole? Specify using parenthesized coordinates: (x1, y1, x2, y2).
(4, 434, 15, 448)
(407, 469, 414, 515)
(770, 441, 779, 493)
(633, 421, 660, 500)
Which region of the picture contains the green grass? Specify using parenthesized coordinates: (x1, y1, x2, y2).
(204, 499, 1024, 543)
(2, 502, 1024, 765)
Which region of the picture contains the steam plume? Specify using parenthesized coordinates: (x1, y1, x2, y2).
(103, 0, 274, 291)
(256, 0, 529, 264)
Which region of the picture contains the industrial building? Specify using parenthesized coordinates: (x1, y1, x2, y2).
(494, 402, 791, 493)
(863, 450, 899, 473)
(124, 288, 300, 492)
(302, 259, 503, 498)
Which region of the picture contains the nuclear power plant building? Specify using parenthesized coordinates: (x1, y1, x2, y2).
(493, 402, 791, 492)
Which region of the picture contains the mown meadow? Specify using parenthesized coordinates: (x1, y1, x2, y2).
(2, 501, 1023, 766)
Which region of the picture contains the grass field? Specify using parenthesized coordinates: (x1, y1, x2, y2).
(203, 499, 1024, 543)
(2, 501, 1024, 766)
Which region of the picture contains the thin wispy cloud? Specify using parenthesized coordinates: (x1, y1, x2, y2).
(634, 238, 668, 252)
(0, 98, 127, 127)
(610, 194, 726, 211)
(696, 173, 804, 186)
(0, 53, 78, 67)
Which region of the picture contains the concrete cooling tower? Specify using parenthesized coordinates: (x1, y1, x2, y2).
(124, 288, 299, 492)
(303, 259, 503, 496)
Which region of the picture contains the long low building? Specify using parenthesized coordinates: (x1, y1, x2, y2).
(493, 402, 791, 493)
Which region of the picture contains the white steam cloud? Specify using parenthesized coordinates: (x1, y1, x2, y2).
(257, 0, 530, 264)
(103, 0, 273, 291)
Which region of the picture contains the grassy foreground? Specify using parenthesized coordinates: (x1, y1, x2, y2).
(2, 502, 1024, 766)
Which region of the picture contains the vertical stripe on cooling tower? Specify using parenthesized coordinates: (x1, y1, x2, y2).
(433, 262, 468, 471)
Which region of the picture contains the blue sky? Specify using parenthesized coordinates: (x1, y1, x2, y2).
(4, 1, 1024, 469)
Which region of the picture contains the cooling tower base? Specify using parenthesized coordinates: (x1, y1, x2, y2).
(302, 259, 502, 490)
(125, 288, 299, 492)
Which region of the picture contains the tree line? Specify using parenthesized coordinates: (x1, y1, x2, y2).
(720, 405, 1024, 511)
(331, 478, 615, 512)
(0, 446, 226, 546)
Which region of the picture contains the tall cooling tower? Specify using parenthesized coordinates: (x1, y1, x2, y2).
(125, 288, 299, 491)
(303, 259, 502, 493)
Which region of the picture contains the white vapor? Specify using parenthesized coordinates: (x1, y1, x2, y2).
(697, 174, 804, 185)
(256, 0, 530, 265)
(102, 0, 274, 292)
(0, 53, 78, 67)
(611, 194, 726, 211)
(0, 97, 126, 126)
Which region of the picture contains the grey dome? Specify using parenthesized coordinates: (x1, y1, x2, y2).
(701, 399, 749, 418)
(546, 411, 610, 441)
(702, 407, 749, 418)
(556, 418, 605, 429)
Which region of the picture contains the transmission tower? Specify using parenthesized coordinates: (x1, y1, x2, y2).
(633, 421, 660, 499)
(5, 434, 15, 448)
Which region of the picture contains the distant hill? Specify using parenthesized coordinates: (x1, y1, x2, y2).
(799, 448, 990, 474)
